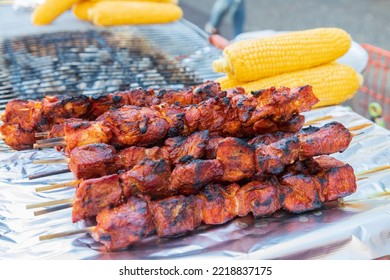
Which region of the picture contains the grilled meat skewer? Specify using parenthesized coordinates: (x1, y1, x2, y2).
(71, 122, 352, 222)
(88, 156, 356, 251)
(0, 81, 222, 150)
(40, 121, 350, 182)
(30, 85, 318, 153)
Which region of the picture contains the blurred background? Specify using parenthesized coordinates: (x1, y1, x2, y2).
(180, 0, 390, 50)
(2, 0, 390, 50)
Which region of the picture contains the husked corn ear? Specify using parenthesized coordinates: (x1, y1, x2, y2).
(32, 0, 81, 25)
(72, 0, 180, 21)
(212, 28, 351, 83)
(216, 63, 363, 108)
(72, 1, 95, 21)
(90, 1, 183, 26)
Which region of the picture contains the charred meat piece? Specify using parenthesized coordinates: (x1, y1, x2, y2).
(125, 88, 156, 107)
(279, 174, 322, 213)
(311, 156, 356, 201)
(277, 114, 305, 133)
(298, 121, 352, 160)
(68, 143, 123, 179)
(157, 81, 222, 107)
(168, 130, 209, 164)
(204, 136, 224, 159)
(248, 131, 292, 146)
(169, 159, 224, 194)
(119, 159, 172, 199)
(101, 106, 170, 148)
(88, 92, 129, 120)
(196, 97, 240, 136)
(1, 99, 46, 131)
(216, 137, 256, 182)
(48, 118, 83, 139)
(72, 174, 123, 223)
(198, 183, 239, 224)
(0, 124, 36, 150)
(64, 121, 112, 153)
(42, 95, 90, 124)
(149, 195, 203, 237)
(92, 196, 154, 251)
(256, 135, 300, 175)
(118, 146, 167, 170)
(236, 178, 281, 218)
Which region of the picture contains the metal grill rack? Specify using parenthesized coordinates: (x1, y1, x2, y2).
(0, 20, 223, 109)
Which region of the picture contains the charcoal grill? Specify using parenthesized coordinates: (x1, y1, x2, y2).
(0, 20, 223, 109)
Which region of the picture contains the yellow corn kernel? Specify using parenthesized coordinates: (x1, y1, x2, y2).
(90, 1, 183, 26)
(216, 63, 363, 108)
(212, 28, 351, 83)
(32, 0, 81, 25)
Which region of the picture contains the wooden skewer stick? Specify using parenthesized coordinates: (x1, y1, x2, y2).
(33, 141, 66, 149)
(39, 226, 95, 241)
(35, 179, 80, 192)
(34, 203, 74, 216)
(36, 137, 66, 144)
(26, 198, 74, 210)
(304, 115, 333, 126)
(356, 165, 390, 178)
(35, 131, 50, 138)
(33, 158, 69, 164)
(351, 131, 365, 137)
(28, 167, 70, 180)
(348, 123, 373, 131)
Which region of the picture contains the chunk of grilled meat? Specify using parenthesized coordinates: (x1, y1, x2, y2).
(198, 183, 240, 224)
(149, 195, 203, 238)
(216, 137, 256, 182)
(42, 95, 90, 125)
(72, 174, 123, 223)
(168, 159, 224, 194)
(64, 121, 112, 153)
(90, 156, 355, 251)
(0, 123, 36, 150)
(298, 122, 353, 160)
(92, 196, 154, 251)
(119, 159, 172, 199)
(236, 178, 281, 218)
(1, 99, 46, 132)
(69, 143, 123, 179)
(279, 155, 356, 213)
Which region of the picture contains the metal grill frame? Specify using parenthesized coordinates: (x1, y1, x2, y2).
(0, 20, 223, 109)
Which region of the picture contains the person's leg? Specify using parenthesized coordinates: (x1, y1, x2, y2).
(206, 0, 233, 33)
(231, 0, 245, 37)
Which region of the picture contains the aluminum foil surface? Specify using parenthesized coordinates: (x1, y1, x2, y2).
(0, 106, 390, 260)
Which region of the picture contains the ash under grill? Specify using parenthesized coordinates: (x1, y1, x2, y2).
(0, 21, 223, 109)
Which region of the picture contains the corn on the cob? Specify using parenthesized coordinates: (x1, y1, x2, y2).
(72, 1, 95, 21)
(216, 63, 363, 108)
(212, 28, 351, 83)
(72, 0, 179, 21)
(32, 0, 81, 25)
(90, 1, 183, 26)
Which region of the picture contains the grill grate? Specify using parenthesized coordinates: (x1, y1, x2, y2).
(0, 20, 223, 109)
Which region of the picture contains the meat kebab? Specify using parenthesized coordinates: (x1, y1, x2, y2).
(41, 156, 356, 251)
(0, 81, 222, 150)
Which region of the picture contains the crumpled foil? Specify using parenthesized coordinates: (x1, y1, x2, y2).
(0, 105, 390, 260)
